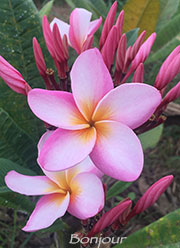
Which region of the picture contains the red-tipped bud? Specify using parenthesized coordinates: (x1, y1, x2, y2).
(101, 26, 117, 70)
(116, 33, 127, 72)
(131, 31, 146, 60)
(155, 49, 180, 90)
(161, 82, 180, 106)
(99, 1, 117, 50)
(33, 37, 47, 77)
(42, 15, 56, 59)
(131, 33, 156, 71)
(132, 63, 144, 83)
(52, 23, 66, 62)
(121, 33, 156, 84)
(115, 10, 124, 42)
(0, 56, 31, 95)
(87, 199, 132, 237)
(127, 175, 173, 220)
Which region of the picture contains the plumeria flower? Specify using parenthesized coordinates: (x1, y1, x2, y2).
(50, 8, 102, 54)
(5, 131, 104, 232)
(28, 48, 161, 182)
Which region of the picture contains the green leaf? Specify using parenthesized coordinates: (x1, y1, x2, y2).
(126, 28, 139, 47)
(148, 14, 180, 63)
(39, 0, 54, 19)
(114, 208, 180, 248)
(0, 0, 47, 141)
(106, 181, 132, 200)
(0, 108, 39, 172)
(156, 0, 179, 32)
(123, 0, 160, 38)
(138, 124, 163, 151)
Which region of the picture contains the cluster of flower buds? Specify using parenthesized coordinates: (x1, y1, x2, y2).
(79, 175, 173, 242)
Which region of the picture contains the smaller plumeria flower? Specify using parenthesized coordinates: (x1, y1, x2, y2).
(5, 131, 104, 232)
(0, 56, 31, 95)
(50, 8, 102, 54)
(28, 48, 162, 182)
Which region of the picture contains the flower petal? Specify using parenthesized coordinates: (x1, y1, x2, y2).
(68, 172, 104, 219)
(28, 89, 88, 130)
(69, 8, 92, 54)
(90, 121, 143, 181)
(50, 17, 70, 44)
(66, 156, 103, 185)
(38, 127, 96, 171)
(22, 193, 69, 232)
(71, 48, 113, 121)
(5, 171, 63, 195)
(92, 83, 162, 129)
(87, 17, 102, 36)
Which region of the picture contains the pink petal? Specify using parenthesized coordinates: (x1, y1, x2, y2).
(92, 83, 162, 129)
(50, 17, 70, 44)
(90, 121, 143, 181)
(69, 8, 92, 54)
(66, 156, 103, 185)
(22, 193, 69, 232)
(28, 89, 89, 130)
(87, 17, 102, 36)
(68, 172, 104, 219)
(38, 127, 96, 171)
(37, 130, 54, 155)
(71, 48, 113, 121)
(5, 171, 63, 195)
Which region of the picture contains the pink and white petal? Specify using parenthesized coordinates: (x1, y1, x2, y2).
(68, 172, 104, 219)
(38, 130, 54, 155)
(5, 171, 63, 195)
(66, 156, 103, 184)
(90, 121, 144, 181)
(88, 17, 102, 36)
(38, 127, 96, 171)
(69, 8, 92, 53)
(50, 18, 70, 44)
(22, 193, 69, 232)
(28, 89, 88, 130)
(71, 48, 113, 121)
(92, 83, 162, 129)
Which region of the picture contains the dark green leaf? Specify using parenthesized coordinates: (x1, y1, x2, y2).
(115, 208, 180, 248)
(107, 181, 132, 200)
(138, 124, 163, 151)
(0, 108, 39, 172)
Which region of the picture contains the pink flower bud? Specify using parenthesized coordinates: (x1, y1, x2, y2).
(155, 46, 180, 90)
(161, 82, 180, 106)
(99, 1, 117, 50)
(33, 37, 47, 77)
(62, 34, 69, 61)
(0, 56, 31, 95)
(115, 10, 124, 42)
(82, 35, 94, 52)
(132, 63, 144, 83)
(121, 33, 156, 84)
(52, 23, 66, 62)
(101, 26, 117, 70)
(42, 16, 56, 59)
(130, 31, 146, 60)
(87, 199, 132, 237)
(116, 33, 127, 72)
(127, 175, 173, 219)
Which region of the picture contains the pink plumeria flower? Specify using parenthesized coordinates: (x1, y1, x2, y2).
(50, 8, 102, 54)
(28, 48, 161, 182)
(5, 131, 104, 232)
